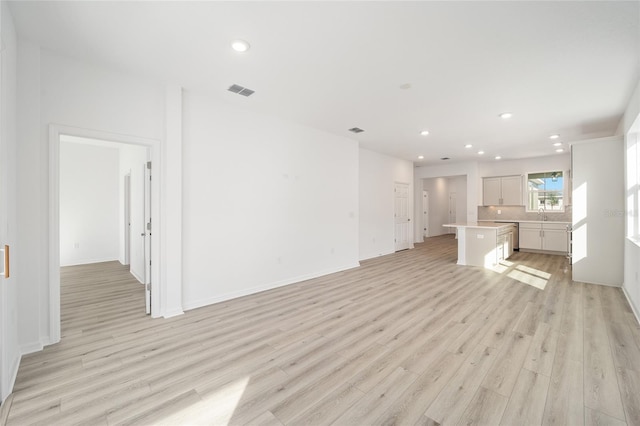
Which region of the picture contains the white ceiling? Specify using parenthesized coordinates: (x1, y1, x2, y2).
(8, 1, 640, 165)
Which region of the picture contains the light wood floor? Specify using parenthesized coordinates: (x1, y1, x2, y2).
(4, 235, 640, 425)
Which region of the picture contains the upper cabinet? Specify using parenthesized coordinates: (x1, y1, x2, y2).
(482, 175, 523, 206)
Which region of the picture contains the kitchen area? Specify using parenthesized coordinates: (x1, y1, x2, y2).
(415, 137, 624, 288)
(444, 171, 572, 268)
(421, 157, 573, 269)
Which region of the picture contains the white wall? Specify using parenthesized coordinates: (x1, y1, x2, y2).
(359, 148, 414, 260)
(572, 137, 624, 286)
(59, 141, 120, 266)
(118, 143, 148, 283)
(181, 91, 360, 310)
(16, 46, 166, 352)
(0, 0, 20, 403)
(623, 79, 640, 321)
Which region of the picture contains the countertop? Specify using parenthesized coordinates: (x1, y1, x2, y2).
(443, 222, 517, 230)
(477, 219, 572, 225)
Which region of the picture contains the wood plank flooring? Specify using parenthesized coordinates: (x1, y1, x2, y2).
(4, 235, 640, 425)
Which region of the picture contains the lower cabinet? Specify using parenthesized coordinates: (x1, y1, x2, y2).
(519, 222, 569, 253)
(497, 226, 515, 262)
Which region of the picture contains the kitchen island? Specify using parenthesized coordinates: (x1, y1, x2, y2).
(442, 222, 516, 268)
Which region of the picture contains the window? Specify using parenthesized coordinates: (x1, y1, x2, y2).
(527, 171, 564, 211)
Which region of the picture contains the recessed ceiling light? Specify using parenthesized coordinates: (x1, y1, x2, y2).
(420, 130, 430, 136)
(499, 112, 513, 119)
(231, 40, 250, 53)
(418, 155, 424, 160)
(464, 144, 473, 149)
(550, 134, 560, 139)
(556, 148, 564, 153)
(495, 155, 502, 160)
(553, 142, 562, 147)
(478, 150, 485, 155)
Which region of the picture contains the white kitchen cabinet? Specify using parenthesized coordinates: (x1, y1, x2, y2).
(542, 223, 569, 252)
(519, 225, 542, 250)
(519, 222, 569, 253)
(482, 175, 523, 206)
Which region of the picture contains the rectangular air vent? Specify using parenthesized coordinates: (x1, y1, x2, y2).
(228, 84, 255, 97)
(348, 127, 364, 133)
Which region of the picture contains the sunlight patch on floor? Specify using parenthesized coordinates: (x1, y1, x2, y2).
(507, 264, 550, 290)
(156, 376, 250, 425)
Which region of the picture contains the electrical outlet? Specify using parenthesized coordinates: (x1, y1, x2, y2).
(497, 209, 502, 215)
(74, 243, 79, 249)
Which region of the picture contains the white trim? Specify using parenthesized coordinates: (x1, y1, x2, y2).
(49, 124, 165, 346)
(130, 269, 144, 285)
(20, 342, 43, 356)
(182, 262, 361, 311)
(60, 257, 121, 267)
(622, 285, 640, 325)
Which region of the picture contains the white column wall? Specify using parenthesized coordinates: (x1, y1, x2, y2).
(572, 136, 624, 286)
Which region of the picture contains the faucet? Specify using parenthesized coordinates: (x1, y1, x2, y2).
(538, 207, 548, 221)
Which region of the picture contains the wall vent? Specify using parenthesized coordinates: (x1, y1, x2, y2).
(440, 157, 451, 160)
(348, 127, 365, 134)
(228, 84, 255, 97)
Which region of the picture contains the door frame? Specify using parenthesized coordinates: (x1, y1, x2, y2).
(48, 124, 162, 344)
(449, 192, 457, 234)
(394, 182, 412, 251)
(422, 190, 429, 238)
(124, 173, 131, 266)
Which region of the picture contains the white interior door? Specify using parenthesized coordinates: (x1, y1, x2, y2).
(143, 162, 151, 315)
(394, 183, 411, 251)
(449, 192, 457, 234)
(422, 190, 429, 238)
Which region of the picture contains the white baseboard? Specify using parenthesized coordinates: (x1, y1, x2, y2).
(182, 262, 360, 312)
(20, 341, 44, 355)
(622, 285, 640, 325)
(162, 309, 184, 319)
(129, 269, 144, 284)
(60, 257, 119, 267)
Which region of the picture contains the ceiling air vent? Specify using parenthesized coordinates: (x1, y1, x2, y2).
(348, 127, 365, 134)
(440, 157, 450, 161)
(228, 84, 255, 97)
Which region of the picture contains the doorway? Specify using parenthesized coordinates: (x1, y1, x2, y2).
(48, 125, 161, 344)
(58, 135, 151, 312)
